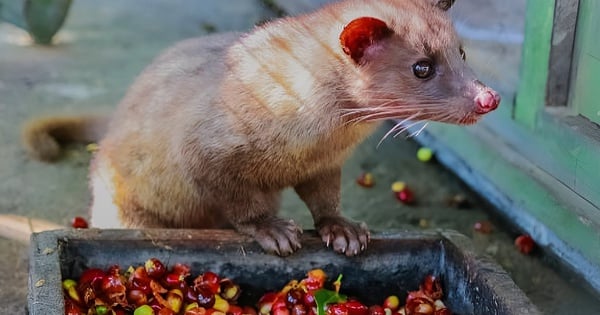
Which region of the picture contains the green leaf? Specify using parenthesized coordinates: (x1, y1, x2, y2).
(314, 288, 347, 315)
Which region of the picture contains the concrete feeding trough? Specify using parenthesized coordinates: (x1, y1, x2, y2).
(28, 229, 540, 314)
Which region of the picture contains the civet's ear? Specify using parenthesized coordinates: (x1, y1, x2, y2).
(339, 17, 393, 64)
(430, 0, 456, 11)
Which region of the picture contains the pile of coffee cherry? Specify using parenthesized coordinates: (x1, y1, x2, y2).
(255, 269, 451, 315)
(63, 258, 244, 315)
(63, 259, 452, 315)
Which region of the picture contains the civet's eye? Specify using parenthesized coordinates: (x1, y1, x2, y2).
(412, 60, 435, 79)
(459, 47, 466, 61)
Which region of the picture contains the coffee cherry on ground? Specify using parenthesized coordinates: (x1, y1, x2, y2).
(71, 216, 89, 228)
(303, 290, 316, 307)
(291, 304, 308, 315)
(183, 284, 199, 303)
(257, 292, 280, 314)
(64, 296, 84, 315)
(127, 289, 148, 307)
(405, 291, 434, 315)
(130, 266, 152, 295)
(194, 271, 221, 294)
(243, 306, 259, 315)
(514, 234, 536, 255)
(101, 266, 128, 305)
(391, 181, 406, 193)
(196, 285, 216, 308)
(273, 307, 291, 315)
(77, 268, 106, 306)
(473, 221, 493, 234)
(171, 263, 191, 278)
(62, 279, 81, 304)
(356, 172, 375, 188)
(184, 303, 206, 315)
(228, 305, 244, 315)
(78, 268, 105, 291)
(167, 289, 184, 313)
(150, 279, 168, 295)
(220, 278, 241, 302)
(395, 187, 415, 205)
(164, 272, 186, 289)
(420, 275, 443, 300)
(133, 305, 154, 315)
(95, 305, 110, 315)
(327, 303, 348, 315)
(303, 269, 327, 291)
(144, 258, 166, 279)
(114, 308, 129, 315)
(213, 294, 230, 313)
(382, 295, 400, 311)
(413, 303, 434, 315)
(417, 147, 434, 162)
(285, 288, 305, 308)
(368, 305, 384, 315)
(86, 143, 99, 152)
(206, 310, 226, 315)
(345, 300, 368, 315)
(446, 194, 471, 209)
(158, 308, 176, 315)
(148, 298, 163, 313)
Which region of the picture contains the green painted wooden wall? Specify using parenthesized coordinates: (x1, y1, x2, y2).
(422, 0, 600, 291)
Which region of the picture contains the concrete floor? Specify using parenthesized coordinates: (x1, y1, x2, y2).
(0, 0, 599, 314)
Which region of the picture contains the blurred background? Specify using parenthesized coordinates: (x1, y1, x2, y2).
(0, 0, 599, 314)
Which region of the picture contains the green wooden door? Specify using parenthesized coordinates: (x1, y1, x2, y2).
(513, 0, 600, 209)
(570, 0, 600, 124)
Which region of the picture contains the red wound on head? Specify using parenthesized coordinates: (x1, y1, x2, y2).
(340, 17, 392, 63)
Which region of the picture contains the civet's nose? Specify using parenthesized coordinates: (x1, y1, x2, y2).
(474, 89, 501, 114)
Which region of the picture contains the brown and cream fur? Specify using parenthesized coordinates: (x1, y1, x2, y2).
(23, 0, 499, 256)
